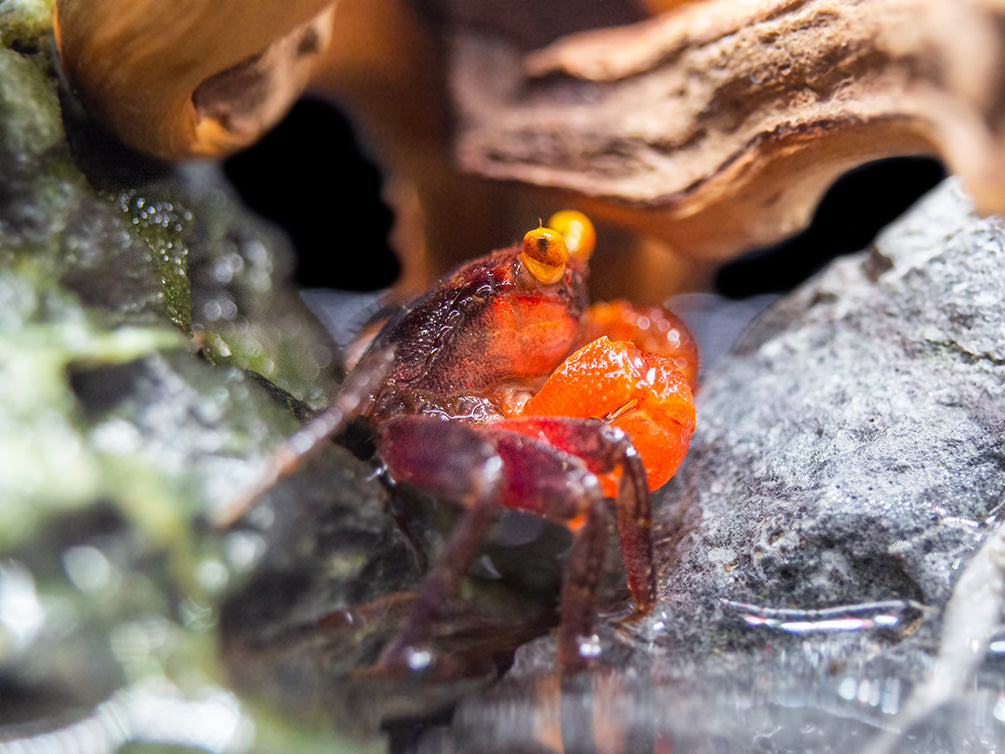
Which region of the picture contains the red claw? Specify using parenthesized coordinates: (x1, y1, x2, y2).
(577, 299, 699, 390)
(520, 336, 695, 495)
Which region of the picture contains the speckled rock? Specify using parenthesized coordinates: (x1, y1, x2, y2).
(654, 177, 1005, 614)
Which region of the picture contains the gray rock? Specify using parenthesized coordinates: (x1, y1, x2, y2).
(429, 181, 1005, 753)
(657, 176, 1005, 614)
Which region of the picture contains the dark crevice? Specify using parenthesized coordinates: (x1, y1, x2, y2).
(716, 157, 945, 297)
(224, 97, 398, 292)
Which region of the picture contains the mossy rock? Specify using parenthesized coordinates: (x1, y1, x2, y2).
(0, 4, 381, 752)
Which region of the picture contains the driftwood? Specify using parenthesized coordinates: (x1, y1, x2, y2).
(52, 0, 1005, 295)
(453, 0, 1005, 260)
(54, 0, 337, 160)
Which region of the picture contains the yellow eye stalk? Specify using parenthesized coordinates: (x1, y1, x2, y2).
(520, 211, 595, 285)
(521, 224, 568, 284)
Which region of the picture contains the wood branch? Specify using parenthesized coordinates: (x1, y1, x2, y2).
(453, 0, 1005, 260)
(54, 0, 336, 159)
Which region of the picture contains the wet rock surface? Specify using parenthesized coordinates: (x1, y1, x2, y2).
(644, 178, 1005, 678)
(0, 8, 373, 752)
(657, 177, 1005, 615)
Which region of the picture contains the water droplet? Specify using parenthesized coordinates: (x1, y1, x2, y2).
(993, 694, 1005, 723)
(578, 634, 602, 659)
(405, 647, 433, 671)
(0, 560, 44, 654)
(202, 299, 223, 321)
(223, 531, 267, 573)
(838, 676, 858, 701)
(91, 418, 143, 455)
(195, 559, 229, 594)
(646, 607, 670, 634)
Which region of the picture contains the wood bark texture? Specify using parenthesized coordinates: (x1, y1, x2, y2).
(453, 0, 1005, 259)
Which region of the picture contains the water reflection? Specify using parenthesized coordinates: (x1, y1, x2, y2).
(431, 647, 985, 753)
(414, 595, 972, 753)
(837, 675, 903, 715)
(0, 560, 44, 657)
(720, 599, 927, 637)
(0, 679, 250, 753)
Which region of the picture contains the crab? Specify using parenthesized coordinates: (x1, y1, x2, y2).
(340, 211, 698, 673)
(229, 211, 697, 674)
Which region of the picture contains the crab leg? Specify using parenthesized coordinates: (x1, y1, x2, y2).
(496, 416, 657, 620)
(214, 346, 394, 528)
(376, 416, 617, 673)
(375, 416, 503, 670)
(556, 493, 608, 672)
(484, 429, 613, 672)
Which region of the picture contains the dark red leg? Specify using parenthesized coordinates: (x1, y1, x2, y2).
(375, 415, 502, 670)
(495, 416, 657, 620)
(377, 416, 616, 673)
(214, 347, 394, 527)
(482, 429, 614, 672)
(556, 494, 608, 671)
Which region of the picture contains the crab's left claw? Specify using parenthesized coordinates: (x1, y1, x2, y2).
(522, 336, 696, 493)
(578, 300, 699, 390)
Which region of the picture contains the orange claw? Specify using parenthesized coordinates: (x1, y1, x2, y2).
(520, 336, 695, 494)
(577, 300, 699, 390)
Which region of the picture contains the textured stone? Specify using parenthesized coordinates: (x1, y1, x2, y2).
(655, 178, 1005, 614)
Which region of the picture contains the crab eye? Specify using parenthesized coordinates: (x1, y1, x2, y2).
(547, 210, 595, 264)
(521, 224, 568, 284)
